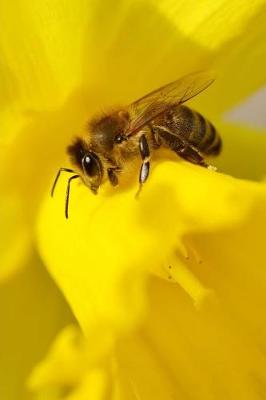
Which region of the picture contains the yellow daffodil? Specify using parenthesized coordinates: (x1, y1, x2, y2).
(1, 1, 266, 399)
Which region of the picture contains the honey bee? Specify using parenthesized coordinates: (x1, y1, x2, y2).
(51, 71, 221, 218)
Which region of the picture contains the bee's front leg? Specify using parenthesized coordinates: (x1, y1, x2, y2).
(107, 167, 120, 186)
(136, 134, 150, 197)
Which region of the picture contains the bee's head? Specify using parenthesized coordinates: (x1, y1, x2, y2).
(67, 139, 103, 193)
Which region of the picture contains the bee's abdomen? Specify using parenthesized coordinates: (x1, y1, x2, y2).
(163, 106, 222, 156)
(193, 111, 222, 155)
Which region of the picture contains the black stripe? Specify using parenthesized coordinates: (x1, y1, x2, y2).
(197, 113, 207, 141)
(201, 122, 216, 150)
(189, 112, 206, 145)
(207, 135, 222, 155)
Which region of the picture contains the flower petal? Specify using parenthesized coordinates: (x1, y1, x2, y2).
(0, 192, 31, 282)
(154, 0, 266, 115)
(1, 0, 266, 236)
(194, 7, 266, 118)
(84, 0, 266, 117)
(1, 0, 265, 121)
(37, 147, 266, 338)
(156, 0, 265, 49)
(28, 325, 109, 400)
(212, 122, 266, 181)
(0, 0, 92, 111)
(0, 255, 74, 400)
(117, 275, 266, 399)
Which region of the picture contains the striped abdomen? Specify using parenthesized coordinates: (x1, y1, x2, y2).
(154, 105, 222, 156)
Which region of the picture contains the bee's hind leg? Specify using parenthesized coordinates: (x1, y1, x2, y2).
(136, 134, 150, 197)
(177, 144, 216, 170)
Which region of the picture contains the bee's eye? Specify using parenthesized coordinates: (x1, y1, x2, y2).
(114, 134, 127, 144)
(82, 153, 100, 177)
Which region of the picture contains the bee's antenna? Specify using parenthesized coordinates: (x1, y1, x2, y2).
(51, 168, 75, 197)
(65, 175, 80, 219)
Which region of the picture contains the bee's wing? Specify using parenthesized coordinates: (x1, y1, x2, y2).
(125, 70, 215, 136)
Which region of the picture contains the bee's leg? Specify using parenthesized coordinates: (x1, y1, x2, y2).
(156, 127, 216, 170)
(136, 134, 150, 197)
(51, 167, 75, 197)
(107, 168, 119, 186)
(177, 144, 216, 170)
(149, 124, 161, 149)
(65, 174, 79, 219)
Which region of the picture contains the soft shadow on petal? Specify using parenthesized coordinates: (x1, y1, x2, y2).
(0, 192, 31, 282)
(0, 254, 74, 400)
